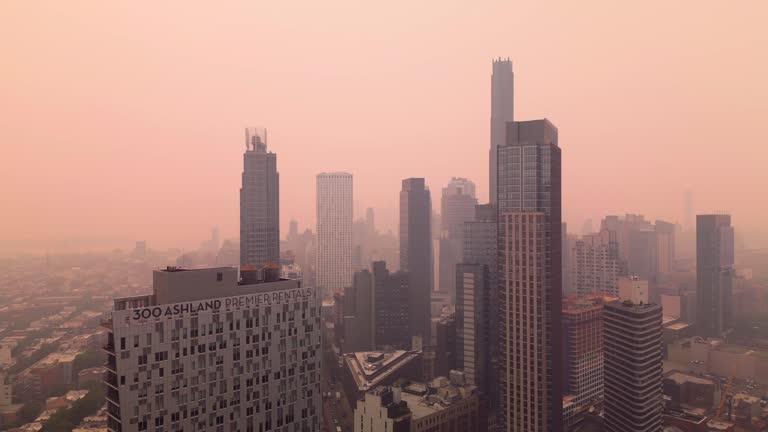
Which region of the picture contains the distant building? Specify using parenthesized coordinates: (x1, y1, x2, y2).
(696, 214, 734, 338)
(489, 58, 514, 204)
(400, 179, 432, 345)
(343, 269, 375, 352)
(438, 178, 477, 300)
(372, 261, 410, 349)
(316, 172, 354, 299)
(240, 127, 280, 268)
(572, 230, 620, 298)
(103, 267, 321, 432)
(603, 299, 663, 432)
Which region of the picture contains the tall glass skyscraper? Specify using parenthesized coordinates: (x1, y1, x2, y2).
(239, 127, 279, 268)
(497, 119, 563, 431)
(490, 58, 514, 204)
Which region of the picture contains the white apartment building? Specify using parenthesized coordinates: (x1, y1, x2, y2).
(104, 267, 322, 432)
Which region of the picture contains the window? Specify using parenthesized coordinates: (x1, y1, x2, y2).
(217, 272, 223, 282)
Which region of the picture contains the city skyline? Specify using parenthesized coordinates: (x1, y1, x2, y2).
(3, 1, 768, 254)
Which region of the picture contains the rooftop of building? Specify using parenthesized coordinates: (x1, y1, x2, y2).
(562, 295, 617, 313)
(664, 322, 692, 331)
(113, 266, 304, 310)
(607, 299, 661, 312)
(344, 349, 421, 391)
(663, 408, 708, 425)
(397, 373, 478, 420)
(664, 371, 714, 386)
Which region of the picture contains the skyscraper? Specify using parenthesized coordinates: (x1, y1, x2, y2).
(439, 177, 477, 300)
(240, 127, 279, 268)
(316, 172, 353, 299)
(603, 299, 663, 432)
(497, 119, 563, 431)
(696, 214, 734, 338)
(490, 58, 514, 204)
(400, 178, 433, 345)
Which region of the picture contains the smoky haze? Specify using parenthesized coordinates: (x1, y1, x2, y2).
(2, 1, 768, 254)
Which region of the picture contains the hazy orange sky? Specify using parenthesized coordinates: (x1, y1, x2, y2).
(2, 1, 767, 254)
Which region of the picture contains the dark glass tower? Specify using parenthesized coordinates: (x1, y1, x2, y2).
(696, 214, 734, 338)
(240, 128, 279, 268)
(497, 119, 562, 431)
(372, 261, 410, 349)
(399, 178, 433, 345)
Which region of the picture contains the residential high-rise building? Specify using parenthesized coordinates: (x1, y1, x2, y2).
(316, 172, 353, 299)
(603, 299, 663, 432)
(240, 127, 280, 268)
(562, 296, 609, 428)
(373, 261, 410, 349)
(490, 58, 514, 204)
(104, 267, 321, 432)
(456, 263, 490, 394)
(497, 119, 563, 431)
(696, 214, 734, 338)
(400, 178, 432, 345)
(572, 230, 620, 298)
(439, 177, 477, 300)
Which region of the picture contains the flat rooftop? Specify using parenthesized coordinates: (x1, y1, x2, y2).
(399, 378, 476, 420)
(345, 350, 420, 391)
(665, 322, 692, 331)
(665, 371, 714, 386)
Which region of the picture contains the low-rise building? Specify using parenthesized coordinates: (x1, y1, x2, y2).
(663, 371, 716, 409)
(354, 372, 483, 432)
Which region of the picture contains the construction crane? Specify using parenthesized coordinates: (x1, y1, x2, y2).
(716, 368, 737, 420)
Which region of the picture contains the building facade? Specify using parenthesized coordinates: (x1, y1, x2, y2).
(104, 267, 321, 432)
(696, 214, 734, 338)
(240, 128, 280, 268)
(603, 300, 663, 432)
(561, 296, 609, 427)
(497, 119, 563, 431)
(399, 178, 432, 345)
(316, 172, 353, 300)
(455, 263, 489, 395)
